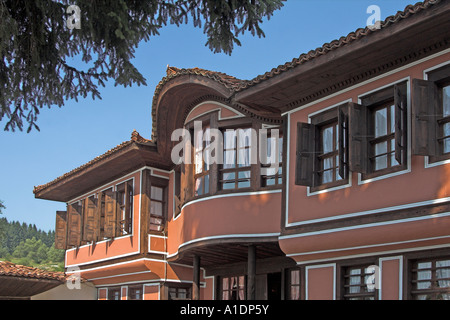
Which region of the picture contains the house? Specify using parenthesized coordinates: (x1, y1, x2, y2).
(33, 0, 450, 300)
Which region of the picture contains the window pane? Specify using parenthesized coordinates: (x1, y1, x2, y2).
(375, 141, 387, 170)
(444, 123, 450, 154)
(375, 108, 387, 137)
(390, 104, 395, 134)
(390, 138, 399, 166)
(150, 201, 162, 216)
(195, 177, 203, 195)
(204, 174, 209, 194)
(443, 85, 450, 117)
(224, 150, 236, 169)
(322, 126, 333, 153)
(151, 186, 163, 201)
(322, 158, 333, 184)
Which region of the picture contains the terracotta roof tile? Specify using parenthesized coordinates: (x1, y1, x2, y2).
(0, 261, 66, 282)
(234, 0, 441, 91)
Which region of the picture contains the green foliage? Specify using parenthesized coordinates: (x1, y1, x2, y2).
(0, 218, 64, 271)
(0, 0, 285, 132)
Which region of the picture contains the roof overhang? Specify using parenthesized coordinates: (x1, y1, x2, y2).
(34, 140, 169, 203)
(234, 0, 450, 114)
(0, 275, 64, 299)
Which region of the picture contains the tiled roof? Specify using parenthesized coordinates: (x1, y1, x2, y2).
(0, 261, 66, 282)
(233, 0, 441, 92)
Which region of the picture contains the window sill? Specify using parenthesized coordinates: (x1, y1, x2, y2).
(358, 164, 409, 185)
(307, 179, 351, 196)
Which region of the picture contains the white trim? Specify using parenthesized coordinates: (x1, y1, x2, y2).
(66, 258, 156, 272)
(423, 60, 450, 168)
(166, 232, 280, 259)
(281, 211, 450, 240)
(305, 263, 336, 300)
(285, 194, 450, 228)
(89, 270, 154, 281)
(184, 101, 244, 124)
(379, 256, 403, 300)
(174, 189, 281, 221)
(283, 48, 450, 116)
(287, 235, 450, 257)
(294, 243, 450, 266)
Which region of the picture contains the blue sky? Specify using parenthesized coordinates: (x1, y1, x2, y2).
(0, 0, 415, 232)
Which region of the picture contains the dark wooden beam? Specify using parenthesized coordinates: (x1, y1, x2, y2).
(247, 245, 256, 300)
(193, 255, 201, 300)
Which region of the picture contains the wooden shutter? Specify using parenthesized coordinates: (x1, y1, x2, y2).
(67, 202, 82, 247)
(83, 196, 98, 242)
(295, 122, 315, 186)
(394, 84, 406, 163)
(103, 189, 118, 238)
(348, 102, 369, 174)
(55, 211, 67, 250)
(123, 181, 133, 234)
(412, 79, 439, 156)
(338, 105, 348, 179)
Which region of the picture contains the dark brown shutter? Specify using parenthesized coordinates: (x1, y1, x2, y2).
(83, 196, 98, 242)
(338, 105, 348, 179)
(55, 211, 67, 250)
(412, 79, 439, 156)
(103, 189, 117, 238)
(348, 102, 369, 174)
(394, 85, 406, 163)
(97, 191, 104, 239)
(67, 202, 82, 247)
(295, 122, 315, 186)
(124, 181, 133, 234)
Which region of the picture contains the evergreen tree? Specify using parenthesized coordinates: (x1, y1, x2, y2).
(0, 0, 284, 132)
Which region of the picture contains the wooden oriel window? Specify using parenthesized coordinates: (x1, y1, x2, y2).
(413, 65, 450, 162)
(342, 265, 377, 300)
(411, 257, 450, 300)
(221, 275, 246, 300)
(295, 105, 348, 190)
(220, 128, 252, 190)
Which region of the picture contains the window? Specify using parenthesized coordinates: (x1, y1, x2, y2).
(342, 265, 377, 300)
(116, 180, 133, 236)
(168, 285, 191, 300)
(295, 105, 348, 190)
(108, 287, 121, 300)
(221, 275, 246, 300)
(261, 132, 283, 187)
(411, 257, 450, 300)
(128, 285, 143, 300)
(287, 269, 301, 300)
(194, 126, 211, 196)
(220, 128, 252, 190)
(413, 65, 450, 163)
(357, 82, 408, 179)
(149, 184, 166, 232)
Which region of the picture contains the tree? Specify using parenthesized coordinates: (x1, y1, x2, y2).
(0, 0, 285, 132)
(0, 200, 5, 214)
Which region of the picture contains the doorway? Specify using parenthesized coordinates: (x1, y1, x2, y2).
(267, 272, 282, 300)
